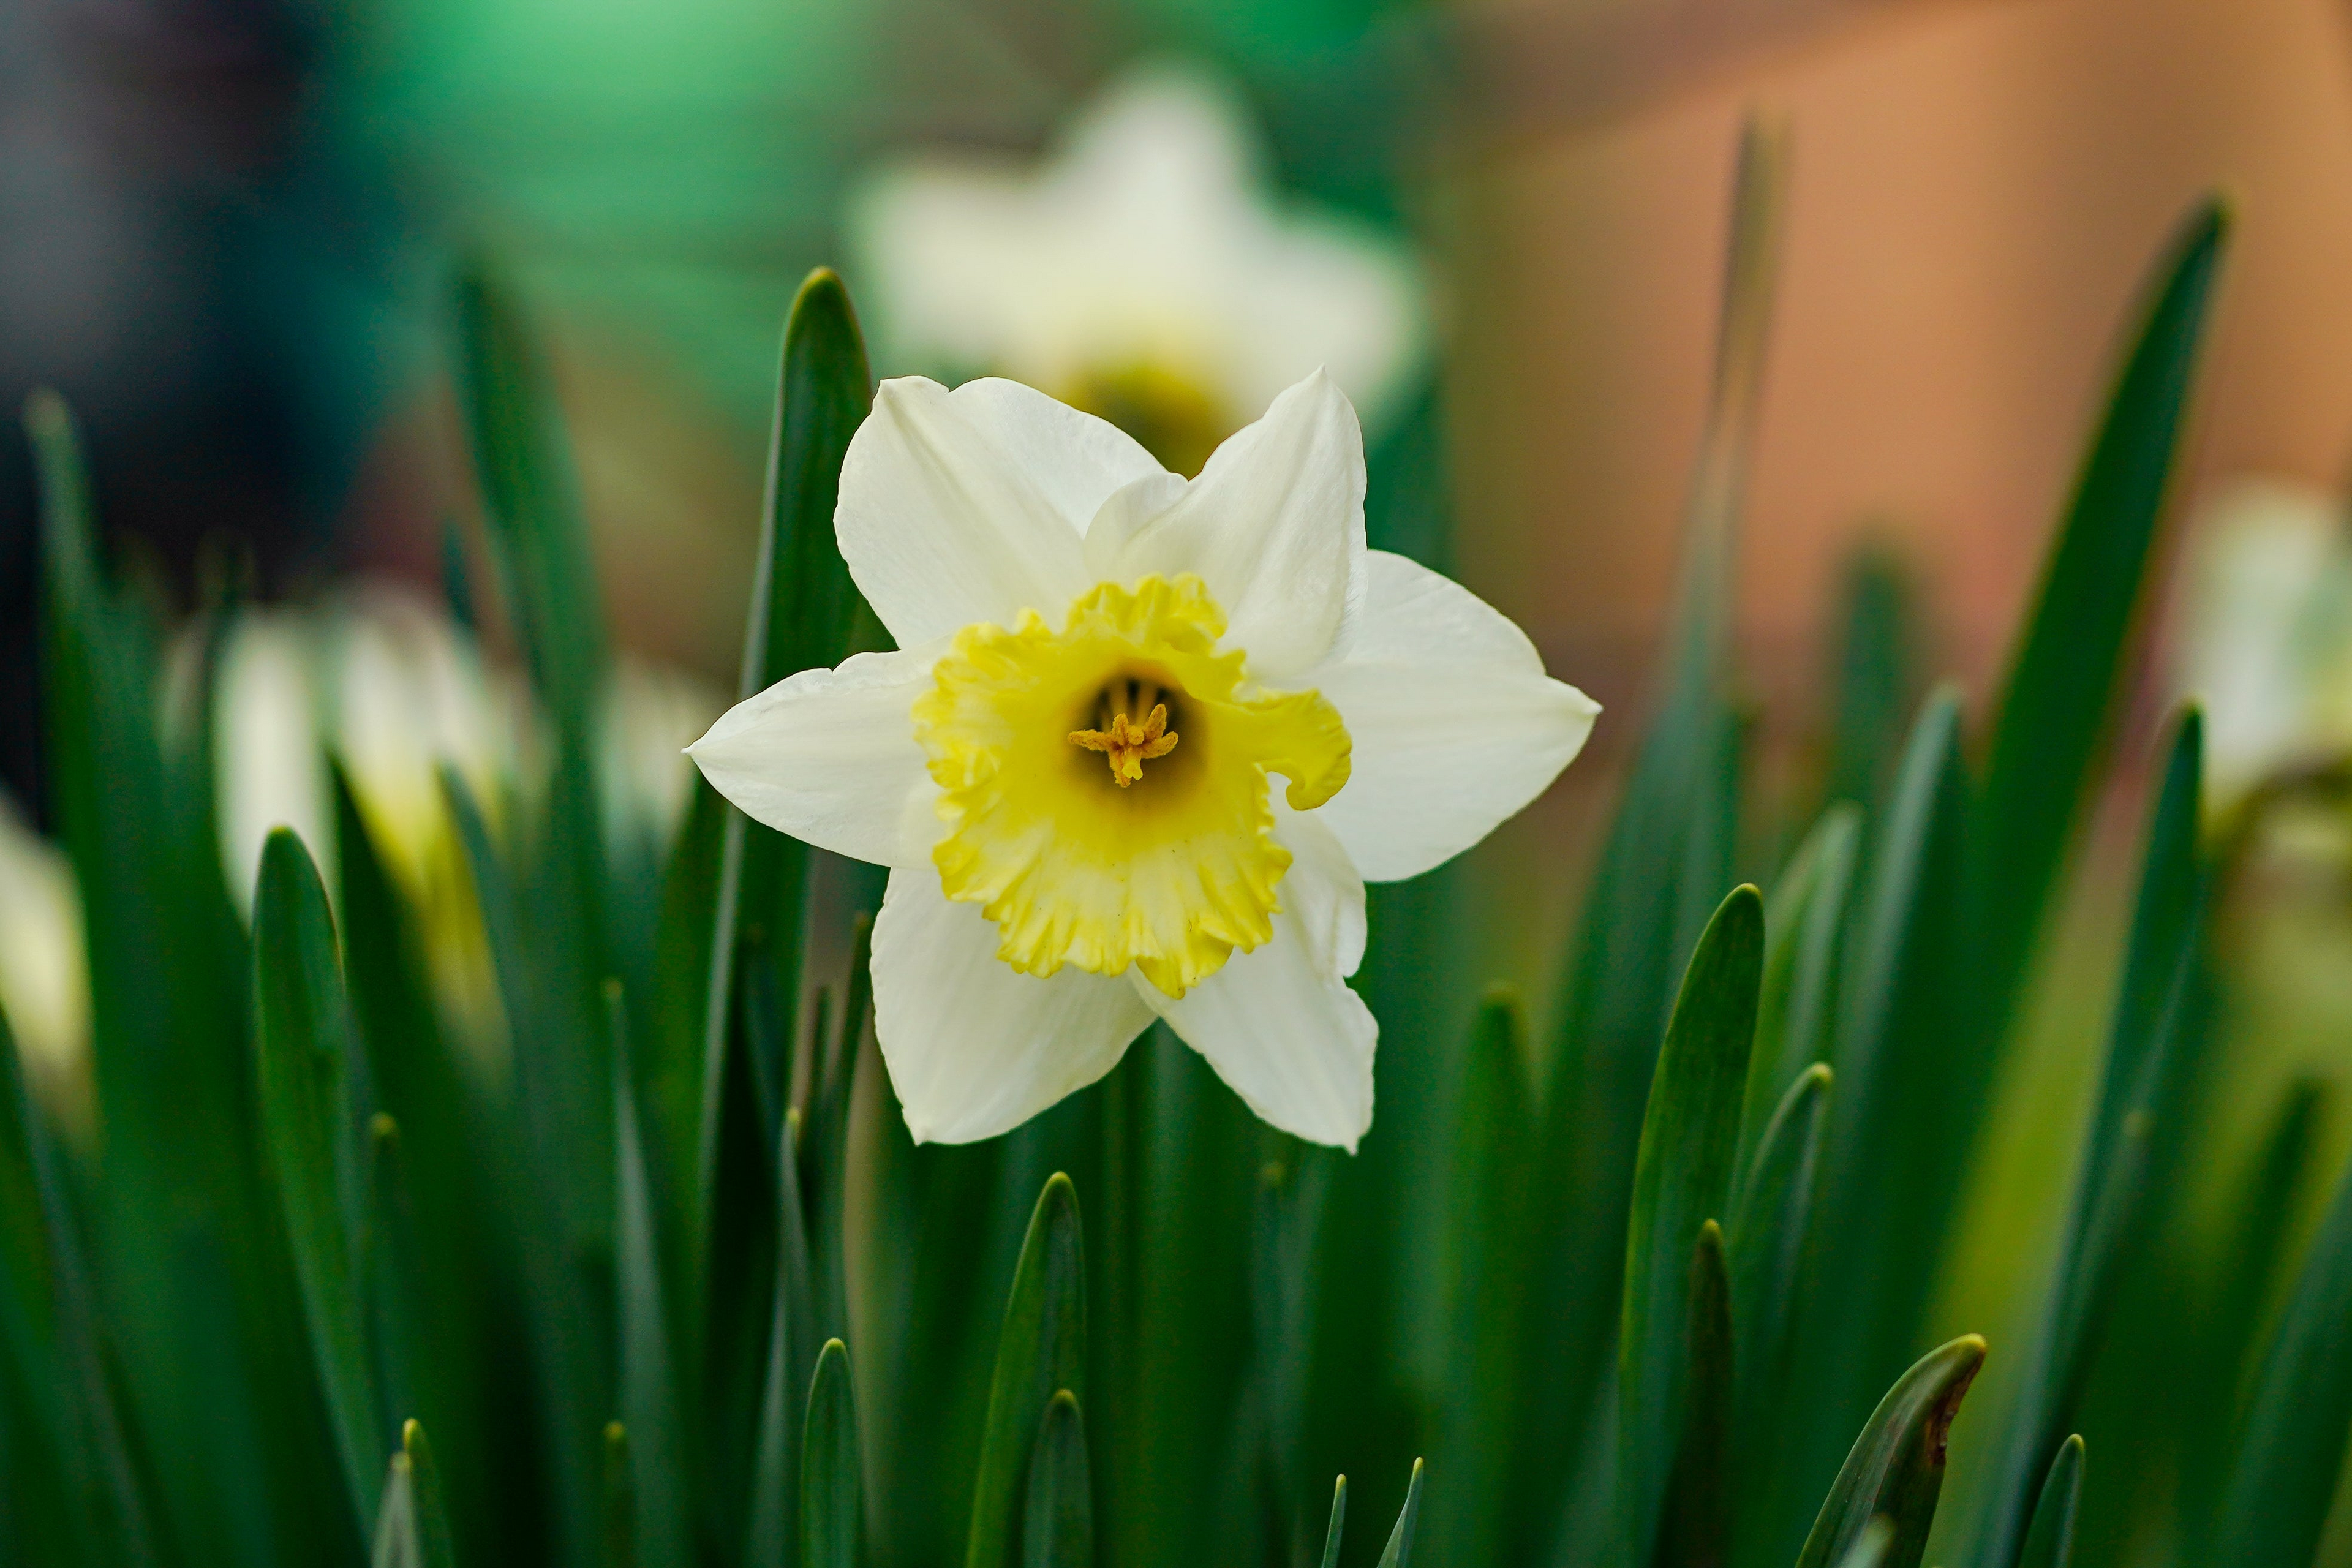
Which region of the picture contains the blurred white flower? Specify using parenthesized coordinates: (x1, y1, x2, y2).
(0, 791, 93, 1145)
(2176, 477, 2352, 806)
(600, 656, 726, 867)
(850, 62, 1427, 477)
(214, 610, 336, 918)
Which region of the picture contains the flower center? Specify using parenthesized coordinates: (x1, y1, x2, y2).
(1068, 680, 1180, 786)
(912, 575, 1350, 996)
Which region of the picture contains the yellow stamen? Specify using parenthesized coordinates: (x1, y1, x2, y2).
(1068, 703, 1180, 786)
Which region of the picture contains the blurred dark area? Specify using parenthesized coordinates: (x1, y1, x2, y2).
(1, 0, 396, 820)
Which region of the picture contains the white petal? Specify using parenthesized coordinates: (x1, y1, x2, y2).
(872, 869, 1155, 1144)
(1308, 551, 1599, 882)
(1274, 804, 1367, 978)
(1139, 901, 1376, 1151)
(836, 377, 1159, 646)
(1095, 371, 1365, 679)
(686, 642, 943, 868)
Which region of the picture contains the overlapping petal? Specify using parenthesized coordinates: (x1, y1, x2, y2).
(1087, 371, 1364, 679)
(837, 377, 1159, 645)
(872, 867, 1156, 1144)
(1308, 551, 1598, 882)
(685, 641, 944, 867)
(1139, 888, 1376, 1150)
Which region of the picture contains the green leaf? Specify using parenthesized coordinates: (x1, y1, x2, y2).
(252, 826, 382, 1536)
(692, 268, 874, 1486)
(2212, 1126, 2352, 1568)
(1619, 886, 1762, 1564)
(1523, 129, 1784, 1542)
(1971, 199, 2228, 1046)
(1020, 1390, 1092, 1568)
(1831, 1518, 1893, 1568)
(1651, 1221, 1732, 1568)
(801, 1340, 864, 1568)
(1728, 1064, 1830, 1441)
(363, 1115, 421, 1467)
(1773, 689, 1967, 1567)
(968, 1175, 1087, 1568)
(1973, 710, 2206, 1568)
(450, 267, 606, 727)
(1824, 545, 1919, 815)
(602, 1422, 636, 1568)
(0, 1006, 159, 1567)
(1376, 1458, 1425, 1568)
(374, 1453, 422, 1568)
(747, 1114, 820, 1568)
(2180, 1081, 2330, 1555)
(401, 1422, 459, 1568)
(1740, 805, 1858, 1170)
(1795, 1335, 1986, 1568)
(615, 985, 691, 1568)
(2018, 1435, 2083, 1568)
(1319, 1477, 1348, 1568)
(1433, 993, 1536, 1568)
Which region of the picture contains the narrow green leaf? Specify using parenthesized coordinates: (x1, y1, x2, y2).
(2212, 1133, 2352, 1568)
(1651, 1221, 1732, 1568)
(402, 1422, 459, 1568)
(801, 1340, 864, 1568)
(968, 1174, 1087, 1568)
(2180, 1081, 2330, 1555)
(1795, 1335, 1986, 1568)
(1974, 710, 2206, 1568)
(1825, 545, 1918, 815)
(747, 1114, 820, 1568)
(1376, 1458, 1425, 1568)
(450, 266, 606, 725)
(615, 984, 691, 1568)
(692, 271, 875, 1493)
(2018, 1436, 2083, 1568)
(1319, 1477, 1347, 1568)
(1740, 805, 1858, 1169)
(1525, 130, 1784, 1542)
(603, 1422, 635, 1568)
(252, 826, 382, 1535)
(0, 1006, 159, 1567)
(1433, 993, 1535, 1568)
(1020, 1390, 1092, 1568)
(1972, 199, 2228, 1045)
(1728, 1065, 1831, 1444)
(374, 1453, 421, 1568)
(364, 1114, 421, 1464)
(1619, 887, 1762, 1564)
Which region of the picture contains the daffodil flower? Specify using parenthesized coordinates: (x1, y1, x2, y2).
(689, 371, 1595, 1150)
(851, 64, 1425, 475)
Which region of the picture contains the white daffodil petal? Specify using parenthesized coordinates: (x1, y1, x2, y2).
(1140, 912, 1375, 1152)
(1311, 551, 1599, 883)
(872, 869, 1156, 1143)
(1273, 803, 1367, 978)
(687, 642, 944, 868)
(1104, 371, 1365, 678)
(837, 377, 1150, 644)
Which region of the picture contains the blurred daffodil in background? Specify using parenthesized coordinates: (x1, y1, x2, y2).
(2176, 476, 2352, 809)
(0, 791, 92, 1145)
(850, 64, 1428, 477)
(204, 584, 720, 1084)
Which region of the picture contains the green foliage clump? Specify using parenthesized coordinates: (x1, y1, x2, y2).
(8, 129, 2352, 1568)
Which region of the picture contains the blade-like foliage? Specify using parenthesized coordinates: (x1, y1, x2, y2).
(802, 1340, 864, 1568)
(1795, 1336, 1985, 1568)
(1020, 1391, 1092, 1568)
(252, 827, 382, 1536)
(1375, 1460, 1425, 1568)
(746, 1114, 821, 1568)
(1651, 1221, 1732, 1568)
(1619, 887, 1761, 1565)
(969, 1175, 1088, 1568)
(2018, 1436, 2083, 1568)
